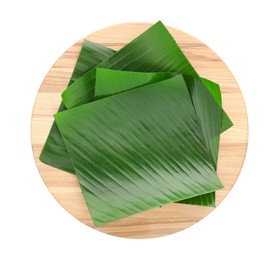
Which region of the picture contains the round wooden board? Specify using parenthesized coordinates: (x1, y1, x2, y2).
(31, 23, 248, 239)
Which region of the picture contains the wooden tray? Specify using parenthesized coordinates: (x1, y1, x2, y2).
(31, 23, 248, 239)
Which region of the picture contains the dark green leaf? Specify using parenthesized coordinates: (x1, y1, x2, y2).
(94, 68, 223, 206)
(55, 75, 223, 226)
(69, 40, 116, 85)
(95, 69, 173, 100)
(39, 41, 116, 173)
(200, 78, 233, 133)
(61, 21, 198, 109)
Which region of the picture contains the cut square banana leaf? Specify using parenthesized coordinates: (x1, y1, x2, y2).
(55, 75, 223, 226)
(94, 68, 223, 206)
(39, 41, 116, 173)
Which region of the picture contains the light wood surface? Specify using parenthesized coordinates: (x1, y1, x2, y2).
(31, 23, 248, 239)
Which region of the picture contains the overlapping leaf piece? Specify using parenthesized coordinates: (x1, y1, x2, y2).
(40, 21, 233, 225)
(94, 68, 224, 206)
(55, 75, 223, 225)
(39, 41, 115, 173)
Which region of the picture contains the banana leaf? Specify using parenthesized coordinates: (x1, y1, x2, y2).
(39, 41, 116, 173)
(55, 75, 223, 226)
(94, 68, 223, 206)
(69, 40, 116, 85)
(61, 21, 198, 108)
(200, 78, 233, 133)
(95, 70, 173, 100)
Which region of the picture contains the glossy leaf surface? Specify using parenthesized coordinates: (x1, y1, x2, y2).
(94, 69, 223, 206)
(39, 41, 116, 173)
(61, 21, 198, 109)
(55, 75, 223, 226)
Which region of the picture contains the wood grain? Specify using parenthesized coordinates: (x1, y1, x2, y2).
(31, 23, 248, 239)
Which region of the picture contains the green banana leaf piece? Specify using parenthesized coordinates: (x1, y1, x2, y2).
(95, 68, 222, 206)
(182, 77, 223, 205)
(200, 78, 233, 133)
(95, 69, 173, 100)
(39, 41, 116, 173)
(69, 40, 116, 85)
(94, 68, 223, 206)
(61, 21, 198, 109)
(55, 75, 223, 226)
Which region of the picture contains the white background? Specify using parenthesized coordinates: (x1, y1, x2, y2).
(1, 0, 276, 259)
